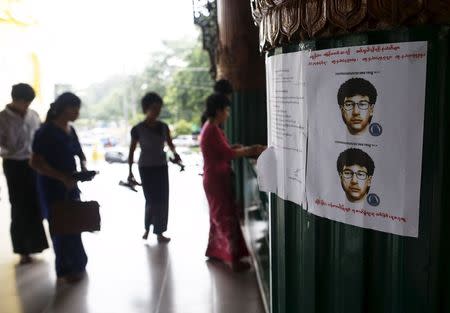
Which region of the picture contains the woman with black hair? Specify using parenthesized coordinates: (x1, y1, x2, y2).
(200, 79, 233, 127)
(128, 92, 180, 243)
(30, 92, 88, 283)
(200, 93, 265, 271)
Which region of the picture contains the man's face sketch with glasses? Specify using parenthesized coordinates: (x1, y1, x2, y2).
(337, 148, 375, 203)
(337, 78, 377, 135)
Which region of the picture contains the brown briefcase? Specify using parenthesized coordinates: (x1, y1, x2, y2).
(50, 200, 100, 235)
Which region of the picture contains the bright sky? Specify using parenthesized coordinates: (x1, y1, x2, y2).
(0, 0, 200, 110)
(33, 0, 199, 88)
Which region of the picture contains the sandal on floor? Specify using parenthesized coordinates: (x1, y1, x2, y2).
(19, 255, 33, 265)
(156, 234, 171, 243)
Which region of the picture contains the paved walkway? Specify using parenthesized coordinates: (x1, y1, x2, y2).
(0, 160, 265, 313)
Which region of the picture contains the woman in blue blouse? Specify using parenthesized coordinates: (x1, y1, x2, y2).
(30, 92, 88, 283)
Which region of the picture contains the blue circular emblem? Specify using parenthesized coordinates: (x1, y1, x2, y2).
(367, 193, 380, 207)
(369, 123, 383, 136)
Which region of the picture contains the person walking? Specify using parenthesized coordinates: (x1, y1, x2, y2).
(30, 92, 88, 282)
(128, 92, 180, 243)
(0, 83, 48, 265)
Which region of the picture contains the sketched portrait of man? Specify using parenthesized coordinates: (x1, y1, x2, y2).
(337, 78, 377, 135)
(336, 148, 375, 203)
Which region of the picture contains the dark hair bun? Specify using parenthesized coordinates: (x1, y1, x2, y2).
(205, 93, 230, 118)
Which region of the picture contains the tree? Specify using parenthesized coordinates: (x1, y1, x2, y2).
(172, 119, 193, 137)
(77, 34, 212, 128)
(163, 41, 213, 126)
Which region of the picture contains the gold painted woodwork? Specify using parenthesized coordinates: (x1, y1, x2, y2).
(251, 0, 450, 50)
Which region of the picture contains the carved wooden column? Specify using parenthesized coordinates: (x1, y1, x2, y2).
(213, 0, 268, 215)
(216, 0, 265, 90)
(251, 0, 450, 51)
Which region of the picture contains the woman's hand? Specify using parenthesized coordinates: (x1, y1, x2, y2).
(61, 175, 77, 190)
(244, 145, 258, 157)
(233, 145, 265, 158)
(254, 145, 267, 156)
(128, 174, 141, 186)
(246, 145, 267, 158)
(172, 152, 182, 163)
(31, 153, 78, 189)
(231, 144, 243, 149)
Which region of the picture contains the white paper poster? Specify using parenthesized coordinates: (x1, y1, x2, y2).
(257, 51, 307, 206)
(305, 42, 427, 237)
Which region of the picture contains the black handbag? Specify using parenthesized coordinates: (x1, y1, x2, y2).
(50, 199, 100, 235)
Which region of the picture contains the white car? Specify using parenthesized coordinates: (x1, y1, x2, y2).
(172, 135, 198, 147)
(104, 147, 141, 163)
(104, 148, 128, 163)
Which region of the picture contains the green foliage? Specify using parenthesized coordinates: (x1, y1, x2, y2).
(172, 119, 193, 137)
(78, 35, 213, 128)
(78, 76, 127, 120)
(129, 113, 146, 128)
(163, 43, 213, 126)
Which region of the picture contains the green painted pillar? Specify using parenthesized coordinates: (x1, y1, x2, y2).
(251, 1, 450, 312)
(216, 0, 267, 208)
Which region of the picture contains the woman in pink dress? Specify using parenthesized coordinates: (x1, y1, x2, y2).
(200, 93, 264, 271)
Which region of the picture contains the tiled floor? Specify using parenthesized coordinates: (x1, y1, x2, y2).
(0, 160, 265, 313)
